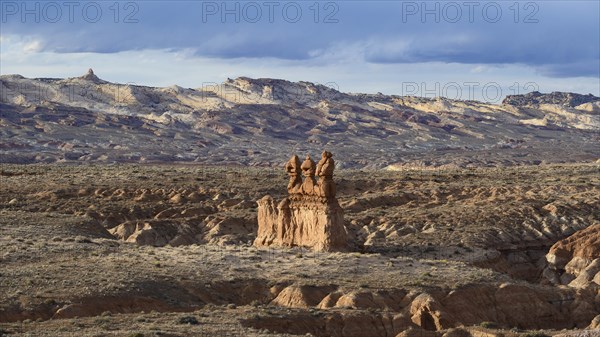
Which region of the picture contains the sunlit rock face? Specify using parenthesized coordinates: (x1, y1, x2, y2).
(543, 223, 600, 290)
(255, 152, 347, 252)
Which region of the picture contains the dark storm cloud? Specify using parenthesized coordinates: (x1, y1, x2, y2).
(1, 0, 598, 77)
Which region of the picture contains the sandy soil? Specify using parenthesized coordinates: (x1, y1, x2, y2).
(0, 163, 598, 336)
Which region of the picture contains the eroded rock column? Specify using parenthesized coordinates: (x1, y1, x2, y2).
(254, 152, 347, 252)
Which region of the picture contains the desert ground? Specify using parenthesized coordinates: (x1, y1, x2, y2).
(0, 162, 598, 337)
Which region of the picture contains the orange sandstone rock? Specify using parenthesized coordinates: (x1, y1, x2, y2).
(255, 152, 347, 252)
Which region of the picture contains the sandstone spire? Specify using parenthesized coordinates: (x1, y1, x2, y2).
(284, 154, 302, 194)
(316, 151, 336, 198)
(300, 154, 317, 195)
(254, 152, 347, 252)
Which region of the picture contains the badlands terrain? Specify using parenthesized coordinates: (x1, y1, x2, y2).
(0, 163, 598, 336)
(0, 70, 599, 168)
(0, 70, 599, 336)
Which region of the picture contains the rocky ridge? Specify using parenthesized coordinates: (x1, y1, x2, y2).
(1, 70, 598, 168)
(503, 91, 600, 107)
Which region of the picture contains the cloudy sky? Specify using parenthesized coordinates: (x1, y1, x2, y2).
(1, 0, 598, 102)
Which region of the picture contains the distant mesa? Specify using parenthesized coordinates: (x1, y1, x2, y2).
(503, 91, 600, 107)
(254, 151, 348, 252)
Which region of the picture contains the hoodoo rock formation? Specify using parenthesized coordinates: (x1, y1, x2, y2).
(254, 152, 347, 252)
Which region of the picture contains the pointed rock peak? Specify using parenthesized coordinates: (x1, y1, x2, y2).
(80, 68, 104, 83)
(83, 68, 96, 78)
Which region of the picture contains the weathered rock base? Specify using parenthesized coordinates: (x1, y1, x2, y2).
(254, 194, 348, 252)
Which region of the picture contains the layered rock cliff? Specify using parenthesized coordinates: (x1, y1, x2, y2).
(543, 223, 600, 290)
(255, 194, 347, 252)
